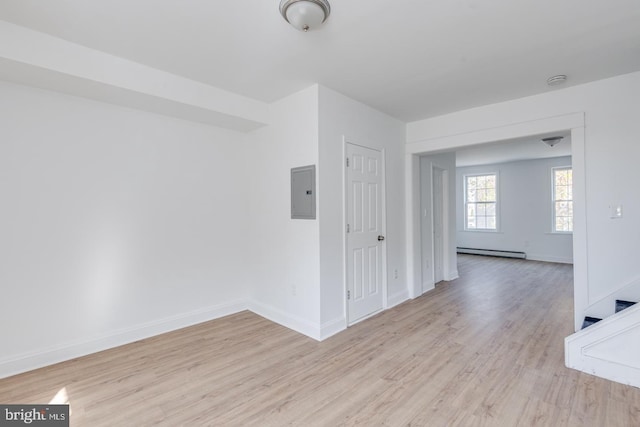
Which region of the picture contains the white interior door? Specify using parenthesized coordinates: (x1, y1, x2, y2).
(346, 143, 384, 324)
(433, 167, 445, 284)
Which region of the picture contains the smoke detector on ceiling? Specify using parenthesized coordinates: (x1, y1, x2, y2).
(542, 136, 564, 147)
(547, 75, 567, 86)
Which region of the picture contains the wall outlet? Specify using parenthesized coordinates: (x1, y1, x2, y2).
(291, 284, 297, 296)
(394, 269, 398, 279)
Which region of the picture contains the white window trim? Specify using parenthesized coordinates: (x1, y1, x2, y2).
(551, 166, 573, 234)
(463, 172, 499, 232)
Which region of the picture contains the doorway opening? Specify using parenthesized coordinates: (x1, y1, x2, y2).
(407, 113, 587, 331)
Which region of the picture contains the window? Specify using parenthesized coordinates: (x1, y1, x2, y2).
(553, 167, 573, 232)
(465, 174, 497, 230)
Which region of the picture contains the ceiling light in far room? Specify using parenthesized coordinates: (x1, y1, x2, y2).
(542, 136, 564, 147)
(547, 75, 567, 86)
(280, 0, 331, 32)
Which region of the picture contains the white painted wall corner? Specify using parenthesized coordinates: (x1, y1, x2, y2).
(247, 300, 322, 341)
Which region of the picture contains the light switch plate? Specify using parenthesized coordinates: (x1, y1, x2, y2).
(610, 204, 623, 219)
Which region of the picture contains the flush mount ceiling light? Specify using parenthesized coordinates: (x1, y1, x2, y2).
(542, 136, 564, 147)
(547, 75, 567, 86)
(280, 0, 331, 32)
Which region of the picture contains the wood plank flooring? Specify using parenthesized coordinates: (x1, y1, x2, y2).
(1, 255, 639, 426)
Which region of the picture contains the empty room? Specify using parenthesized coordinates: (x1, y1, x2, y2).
(1, 1, 640, 425)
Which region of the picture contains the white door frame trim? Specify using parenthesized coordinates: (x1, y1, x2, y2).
(343, 137, 388, 326)
(431, 165, 450, 285)
(405, 112, 587, 331)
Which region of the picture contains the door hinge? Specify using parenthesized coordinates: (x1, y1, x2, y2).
(346, 224, 350, 233)
(346, 157, 350, 167)
(347, 290, 351, 300)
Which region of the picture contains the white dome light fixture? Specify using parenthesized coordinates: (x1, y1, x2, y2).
(280, 0, 331, 32)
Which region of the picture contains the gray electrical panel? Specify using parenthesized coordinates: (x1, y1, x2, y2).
(291, 165, 316, 219)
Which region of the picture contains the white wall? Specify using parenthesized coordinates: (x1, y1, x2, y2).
(407, 71, 640, 326)
(420, 152, 457, 292)
(0, 80, 250, 377)
(245, 85, 407, 340)
(246, 85, 322, 337)
(318, 86, 407, 332)
(0, 80, 408, 378)
(456, 156, 573, 264)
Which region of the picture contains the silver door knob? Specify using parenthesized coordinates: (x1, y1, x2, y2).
(378, 235, 385, 241)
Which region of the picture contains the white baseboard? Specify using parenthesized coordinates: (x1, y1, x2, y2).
(2, 291, 423, 378)
(247, 300, 322, 341)
(527, 254, 573, 264)
(420, 281, 435, 296)
(319, 317, 346, 340)
(446, 270, 459, 281)
(388, 289, 409, 308)
(0, 299, 247, 380)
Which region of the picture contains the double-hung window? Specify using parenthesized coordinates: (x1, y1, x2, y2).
(553, 167, 573, 232)
(465, 173, 497, 231)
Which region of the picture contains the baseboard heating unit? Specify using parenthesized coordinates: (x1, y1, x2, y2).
(457, 247, 526, 259)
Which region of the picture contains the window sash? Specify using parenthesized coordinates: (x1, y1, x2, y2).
(465, 173, 497, 230)
(553, 167, 573, 232)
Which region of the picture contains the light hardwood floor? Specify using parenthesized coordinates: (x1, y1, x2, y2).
(2, 255, 639, 426)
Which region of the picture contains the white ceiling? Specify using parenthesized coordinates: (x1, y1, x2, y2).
(1, 0, 639, 122)
(455, 132, 572, 167)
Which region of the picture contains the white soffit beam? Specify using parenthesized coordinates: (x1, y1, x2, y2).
(0, 20, 269, 132)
